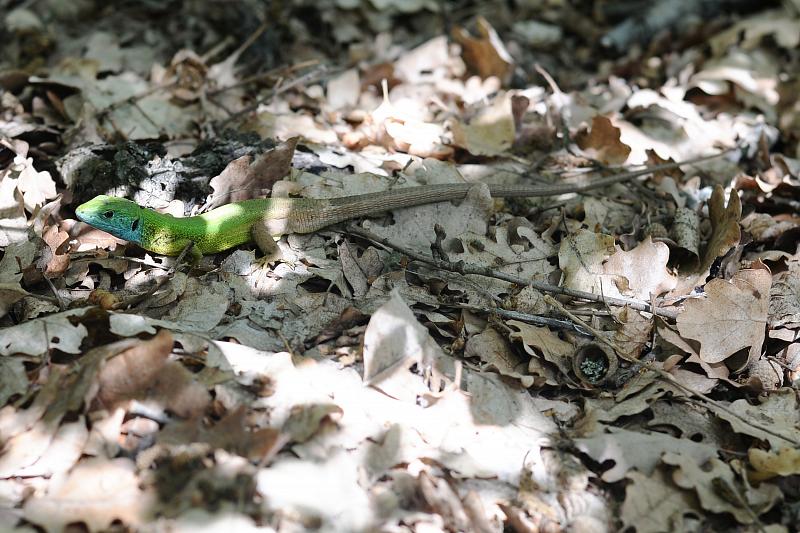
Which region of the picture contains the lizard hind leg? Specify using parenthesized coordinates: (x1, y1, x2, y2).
(251, 221, 283, 264)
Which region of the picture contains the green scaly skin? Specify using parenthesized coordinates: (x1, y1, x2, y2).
(76, 197, 278, 255)
(74, 151, 729, 257)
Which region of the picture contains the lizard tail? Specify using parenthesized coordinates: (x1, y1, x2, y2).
(290, 171, 644, 234)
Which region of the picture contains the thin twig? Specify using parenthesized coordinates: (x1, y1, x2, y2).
(216, 66, 335, 128)
(344, 225, 679, 319)
(544, 295, 800, 447)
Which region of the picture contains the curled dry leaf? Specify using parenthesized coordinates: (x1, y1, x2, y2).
(465, 328, 534, 388)
(362, 290, 453, 401)
(0, 173, 29, 246)
(507, 320, 574, 381)
(452, 16, 514, 83)
(612, 307, 653, 360)
(575, 115, 632, 165)
(697, 185, 742, 275)
(208, 137, 298, 208)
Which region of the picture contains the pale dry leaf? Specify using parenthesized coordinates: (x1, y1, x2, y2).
(15, 417, 88, 478)
(507, 285, 547, 315)
(621, 468, 699, 533)
(574, 427, 718, 482)
(676, 267, 770, 364)
(164, 279, 230, 332)
(0, 308, 88, 356)
(418, 371, 555, 483)
(647, 402, 728, 448)
(581, 379, 684, 427)
(668, 367, 719, 395)
(362, 290, 453, 401)
(451, 92, 515, 156)
(520, 447, 610, 531)
(256, 449, 374, 531)
(559, 229, 621, 296)
(0, 357, 28, 406)
(23, 457, 153, 531)
(162, 508, 264, 532)
(768, 270, 800, 328)
(575, 115, 631, 165)
(657, 322, 730, 380)
(690, 49, 780, 114)
(741, 212, 796, 242)
(327, 68, 360, 110)
(261, 112, 338, 144)
(707, 388, 800, 449)
(749, 447, 800, 481)
(513, 20, 563, 48)
(0, 240, 39, 284)
(710, 9, 800, 54)
(0, 419, 61, 478)
(0, 366, 61, 445)
(582, 196, 637, 233)
(384, 117, 450, 158)
(393, 36, 452, 84)
(13, 154, 57, 211)
(41, 224, 70, 278)
(84, 408, 125, 459)
(417, 470, 472, 532)
(446, 225, 555, 301)
(218, 342, 554, 487)
(82, 32, 121, 72)
(663, 452, 781, 524)
(79, 74, 198, 140)
(338, 240, 369, 299)
(0, 176, 27, 246)
(282, 403, 344, 444)
(97, 330, 172, 407)
(603, 238, 677, 300)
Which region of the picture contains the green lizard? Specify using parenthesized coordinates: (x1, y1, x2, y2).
(75, 154, 723, 258)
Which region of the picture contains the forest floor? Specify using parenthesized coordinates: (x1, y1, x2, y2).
(1, 1, 800, 531)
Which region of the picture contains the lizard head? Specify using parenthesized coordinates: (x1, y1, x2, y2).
(76, 195, 144, 243)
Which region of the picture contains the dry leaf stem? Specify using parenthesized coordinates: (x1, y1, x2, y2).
(345, 225, 679, 319)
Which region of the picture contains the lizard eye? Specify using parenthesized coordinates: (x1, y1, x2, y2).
(131, 218, 139, 231)
(103, 211, 114, 219)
